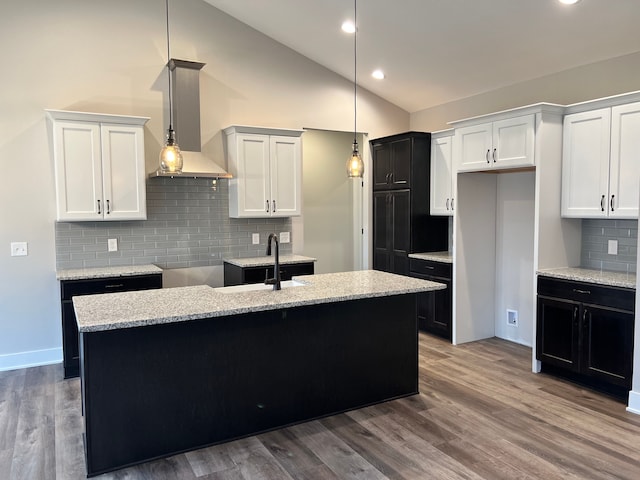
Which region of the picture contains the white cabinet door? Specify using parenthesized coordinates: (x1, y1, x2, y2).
(430, 135, 453, 216)
(609, 102, 640, 218)
(492, 115, 535, 169)
(53, 121, 103, 221)
(233, 134, 271, 217)
(456, 123, 492, 172)
(269, 135, 301, 217)
(561, 109, 611, 218)
(100, 124, 147, 220)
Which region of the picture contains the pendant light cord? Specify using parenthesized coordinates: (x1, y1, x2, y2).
(353, 0, 358, 146)
(165, 0, 173, 131)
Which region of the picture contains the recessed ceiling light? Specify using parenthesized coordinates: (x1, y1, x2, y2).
(558, 0, 580, 5)
(372, 70, 385, 80)
(341, 20, 355, 33)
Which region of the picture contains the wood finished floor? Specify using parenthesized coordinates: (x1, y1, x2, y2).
(2, 334, 640, 479)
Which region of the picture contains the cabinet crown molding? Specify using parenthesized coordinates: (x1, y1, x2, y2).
(448, 103, 564, 129)
(45, 109, 149, 125)
(223, 125, 303, 137)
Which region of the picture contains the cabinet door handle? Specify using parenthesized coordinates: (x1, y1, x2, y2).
(446, 198, 450, 210)
(582, 308, 589, 329)
(451, 198, 454, 211)
(572, 288, 591, 295)
(486, 149, 490, 163)
(272, 200, 276, 213)
(600, 195, 605, 212)
(105, 283, 124, 289)
(492, 148, 497, 163)
(266, 200, 270, 213)
(390, 173, 394, 183)
(573, 306, 579, 327)
(424, 265, 435, 270)
(106, 199, 110, 215)
(97, 199, 101, 214)
(610, 195, 615, 212)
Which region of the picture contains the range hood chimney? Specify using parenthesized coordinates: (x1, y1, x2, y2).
(151, 59, 231, 179)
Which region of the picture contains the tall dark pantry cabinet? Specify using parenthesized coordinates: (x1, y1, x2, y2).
(371, 132, 448, 276)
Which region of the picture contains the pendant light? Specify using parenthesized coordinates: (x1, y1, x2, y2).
(159, 0, 183, 174)
(347, 0, 364, 178)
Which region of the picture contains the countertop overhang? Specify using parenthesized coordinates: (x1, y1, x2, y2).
(73, 270, 446, 333)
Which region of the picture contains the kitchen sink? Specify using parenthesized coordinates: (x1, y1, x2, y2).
(214, 279, 308, 294)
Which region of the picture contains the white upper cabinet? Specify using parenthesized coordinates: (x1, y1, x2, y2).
(455, 114, 535, 172)
(430, 131, 455, 216)
(225, 126, 303, 218)
(561, 101, 640, 218)
(46, 110, 148, 222)
(609, 102, 640, 218)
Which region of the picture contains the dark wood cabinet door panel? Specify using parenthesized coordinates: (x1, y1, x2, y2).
(536, 296, 580, 371)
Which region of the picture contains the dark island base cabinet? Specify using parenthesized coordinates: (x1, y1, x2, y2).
(409, 258, 452, 340)
(224, 261, 314, 286)
(536, 276, 635, 398)
(60, 274, 162, 378)
(80, 294, 418, 477)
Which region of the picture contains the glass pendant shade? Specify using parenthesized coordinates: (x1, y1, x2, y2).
(347, 141, 364, 178)
(159, 128, 183, 174)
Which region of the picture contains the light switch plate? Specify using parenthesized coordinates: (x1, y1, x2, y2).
(608, 239, 618, 255)
(108, 238, 118, 252)
(11, 242, 28, 257)
(279, 231, 290, 243)
(252, 233, 260, 245)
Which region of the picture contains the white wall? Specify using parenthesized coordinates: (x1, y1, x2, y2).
(411, 51, 640, 132)
(0, 0, 408, 370)
(494, 172, 535, 346)
(300, 130, 362, 274)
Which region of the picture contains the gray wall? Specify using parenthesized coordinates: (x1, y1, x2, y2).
(581, 219, 637, 273)
(55, 178, 291, 270)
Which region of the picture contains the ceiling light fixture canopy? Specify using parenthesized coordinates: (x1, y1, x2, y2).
(347, 0, 364, 178)
(159, 0, 183, 174)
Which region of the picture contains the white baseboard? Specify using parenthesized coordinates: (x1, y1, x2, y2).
(626, 390, 640, 415)
(0, 347, 62, 372)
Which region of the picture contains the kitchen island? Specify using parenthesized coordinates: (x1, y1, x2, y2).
(73, 270, 445, 476)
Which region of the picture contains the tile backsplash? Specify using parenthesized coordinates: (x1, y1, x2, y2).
(581, 218, 637, 273)
(55, 178, 292, 270)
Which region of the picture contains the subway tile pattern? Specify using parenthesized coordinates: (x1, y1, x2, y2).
(581, 218, 638, 273)
(55, 178, 292, 270)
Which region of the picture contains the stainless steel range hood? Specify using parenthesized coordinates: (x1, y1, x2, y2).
(150, 59, 231, 179)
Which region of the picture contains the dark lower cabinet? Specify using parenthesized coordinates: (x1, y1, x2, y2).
(409, 258, 452, 340)
(536, 276, 635, 397)
(223, 261, 314, 286)
(60, 273, 162, 378)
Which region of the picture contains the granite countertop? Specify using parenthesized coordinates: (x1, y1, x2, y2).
(56, 264, 163, 281)
(224, 254, 317, 267)
(408, 251, 453, 264)
(537, 267, 636, 289)
(73, 269, 446, 333)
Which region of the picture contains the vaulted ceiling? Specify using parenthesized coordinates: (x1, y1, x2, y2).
(204, 0, 640, 113)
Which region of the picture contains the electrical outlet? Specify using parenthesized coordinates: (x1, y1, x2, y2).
(108, 238, 118, 252)
(252, 233, 260, 245)
(279, 231, 290, 243)
(507, 309, 518, 327)
(608, 239, 618, 255)
(10, 242, 28, 257)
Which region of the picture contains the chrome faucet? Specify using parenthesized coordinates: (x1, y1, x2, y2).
(265, 233, 281, 290)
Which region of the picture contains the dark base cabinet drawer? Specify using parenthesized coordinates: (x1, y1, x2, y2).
(536, 275, 635, 397)
(61, 273, 162, 379)
(224, 262, 315, 286)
